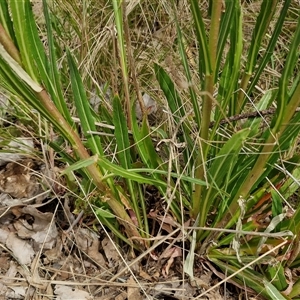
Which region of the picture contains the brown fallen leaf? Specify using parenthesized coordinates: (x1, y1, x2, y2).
(14, 206, 58, 250)
(101, 236, 120, 268)
(0, 228, 35, 265)
(127, 276, 142, 300)
(54, 285, 92, 300)
(161, 247, 182, 277)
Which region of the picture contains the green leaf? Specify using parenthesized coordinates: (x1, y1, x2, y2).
(210, 257, 270, 298)
(113, 95, 145, 230)
(290, 277, 300, 298)
(189, 0, 212, 76)
(131, 105, 164, 177)
(245, 0, 278, 75)
(263, 279, 287, 300)
(60, 155, 98, 175)
(271, 189, 282, 219)
(67, 50, 103, 157)
(257, 213, 287, 254)
(95, 207, 115, 219)
(247, 0, 292, 94)
(0, 44, 42, 92)
(154, 63, 195, 176)
(9, 0, 39, 81)
(154, 63, 185, 124)
(112, 94, 131, 169)
(0, 0, 17, 45)
(98, 156, 165, 188)
(214, 0, 235, 82)
(130, 168, 207, 187)
(41, 0, 72, 123)
(198, 128, 251, 230)
(266, 263, 288, 291)
(173, 8, 201, 127)
(225, 2, 243, 116)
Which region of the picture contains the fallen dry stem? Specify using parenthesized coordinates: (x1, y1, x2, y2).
(94, 227, 181, 294)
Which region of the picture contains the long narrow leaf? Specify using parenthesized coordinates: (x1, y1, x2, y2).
(247, 0, 292, 94)
(67, 50, 104, 158)
(42, 0, 72, 123)
(113, 95, 131, 169)
(198, 128, 250, 234)
(189, 0, 212, 77)
(0, 0, 17, 45)
(9, 0, 39, 81)
(98, 156, 165, 188)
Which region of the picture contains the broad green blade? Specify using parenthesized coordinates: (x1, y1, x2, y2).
(9, 0, 39, 81)
(215, 1, 242, 118)
(214, 0, 235, 83)
(98, 156, 166, 188)
(154, 63, 195, 176)
(210, 257, 270, 299)
(60, 155, 99, 175)
(67, 50, 104, 157)
(112, 94, 131, 169)
(154, 63, 185, 123)
(245, 0, 278, 75)
(113, 95, 144, 228)
(130, 168, 207, 188)
(266, 263, 288, 291)
(173, 7, 201, 127)
(263, 279, 287, 300)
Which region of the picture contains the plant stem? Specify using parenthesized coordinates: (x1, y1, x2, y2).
(0, 24, 21, 64)
(192, 0, 222, 221)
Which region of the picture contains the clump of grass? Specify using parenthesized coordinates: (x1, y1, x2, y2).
(0, 0, 300, 298)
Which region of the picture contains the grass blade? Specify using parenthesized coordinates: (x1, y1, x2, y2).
(189, 0, 211, 77)
(67, 50, 104, 158)
(113, 94, 131, 169)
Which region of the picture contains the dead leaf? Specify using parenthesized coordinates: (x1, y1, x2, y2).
(0, 228, 35, 265)
(0, 138, 35, 167)
(14, 206, 58, 250)
(54, 285, 92, 300)
(76, 228, 106, 267)
(27, 255, 46, 289)
(139, 269, 152, 281)
(0, 159, 40, 199)
(174, 282, 195, 298)
(44, 238, 62, 263)
(0, 261, 18, 296)
(6, 286, 27, 299)
(161, 247, 182, 277)
(127, 276, 142, 300)
(101, 236, 119, 268)
(115, 291, 127, 300)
